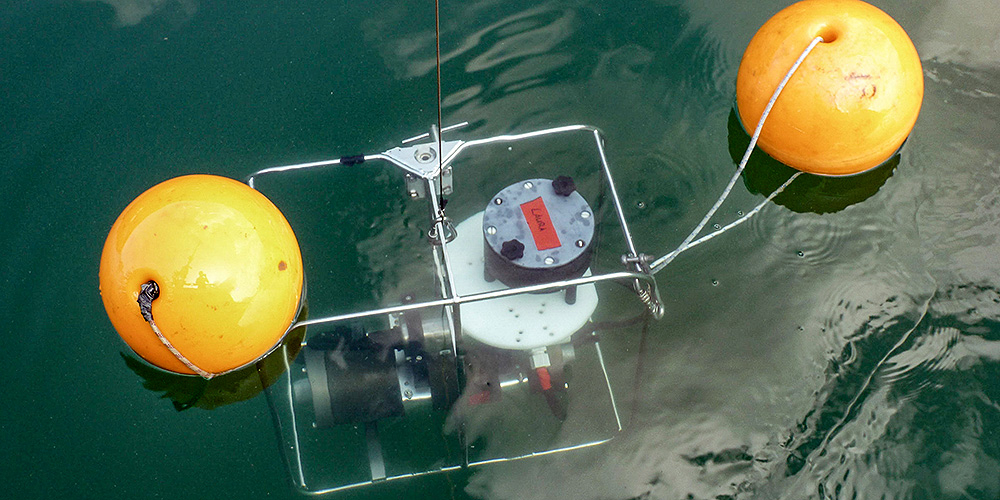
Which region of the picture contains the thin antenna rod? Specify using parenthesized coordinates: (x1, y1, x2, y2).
(434, 0, 444, 195)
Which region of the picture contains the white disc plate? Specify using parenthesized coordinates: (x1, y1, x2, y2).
(450, 212, 598, 350)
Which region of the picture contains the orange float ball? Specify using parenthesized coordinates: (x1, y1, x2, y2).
(99, 175, 304, 376)
(736, 0, 923, 176)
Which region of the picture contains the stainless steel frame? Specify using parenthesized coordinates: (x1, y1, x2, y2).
(266, 330, 623, 495)
(246, 123, 664, 330)
(251, 124, 662, 495)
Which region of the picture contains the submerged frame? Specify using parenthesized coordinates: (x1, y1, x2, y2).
(248, 124, 663, 495)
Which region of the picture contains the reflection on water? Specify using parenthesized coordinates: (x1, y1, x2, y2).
(727, 109, 898, 216)
(122, 305, 308, 410)
(84, 0, 198, 26)
(753, 285, 1000, 500)
(268, 0, 1000, 498)
(4, 0, 1000, 498)
(352, 1, 1000, 499)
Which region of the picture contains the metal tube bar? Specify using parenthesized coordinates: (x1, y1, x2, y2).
(401, 121, 470, 144)
(296, 465, 465, 496)
(591, 129, 639, 259)
(594, 340, 623, 431)
(466, 438, 613, 467)
(292, 271, 655, 330)
(245, 154, 389, 188)
(245, 123, 663, 319)
(425, 176, 461, 354)
(448, 125, 642, 261)
(458, 124, 596, 149)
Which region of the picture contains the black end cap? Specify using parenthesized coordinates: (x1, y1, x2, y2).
(552, 176, 576, 196)
(500, 239, 525, 260)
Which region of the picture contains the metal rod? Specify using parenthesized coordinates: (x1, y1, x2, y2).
(280, 352, 308, 488)
(455, 124, 596, 152)
(245, 154, 388, 188)
(292, 434, 612, 496)
(453, 125, 642, 260)
(245, 123, 663, 317)
(466, 438, 614, 466)
(401, 122, 470, 144)
(292, 271, 655, 330)
(297, 465, 465, 496)
(592, 129, 639, 260)
(594, 340, 623, 431)
(440, 124, 657, 311)
(425, 176, 461, 354)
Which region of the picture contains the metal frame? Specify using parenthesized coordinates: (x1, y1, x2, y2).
(251, 124, 662, 495)
(266, 329, 623, 495)
(246, 123, 664, 332)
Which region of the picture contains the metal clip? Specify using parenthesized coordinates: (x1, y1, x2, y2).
(427, 216, 457, 245)
(635, 283, 665, 319)
(621, 253, 654, 274)
(620, 254, 663, 318)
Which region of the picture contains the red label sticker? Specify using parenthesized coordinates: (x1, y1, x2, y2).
(520, 197, 562, 251)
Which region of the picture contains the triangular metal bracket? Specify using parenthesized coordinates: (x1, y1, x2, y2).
(381, 139, 464, 179)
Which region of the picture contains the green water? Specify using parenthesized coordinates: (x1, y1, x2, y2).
(3, 0, 1000, 499)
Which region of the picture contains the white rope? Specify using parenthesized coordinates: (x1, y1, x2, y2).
(652, 171, 803, 266)
(147, 313, 218, 379)
(650, 36, 824, 274)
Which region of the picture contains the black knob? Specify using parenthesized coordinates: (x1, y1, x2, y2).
(552, 176, 576, 196)
(500, 239, 525, 260)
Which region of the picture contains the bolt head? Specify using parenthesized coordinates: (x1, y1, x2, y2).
(414, 146, 437, 163)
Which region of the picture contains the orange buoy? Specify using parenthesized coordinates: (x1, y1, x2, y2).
(99, 175, 304, 376)
(736, 0, 923, 176)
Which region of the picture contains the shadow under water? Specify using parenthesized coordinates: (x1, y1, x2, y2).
(122, 305, 308, 411)
(727, 108, 899, 215)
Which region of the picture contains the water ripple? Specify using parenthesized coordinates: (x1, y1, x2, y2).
(746, 284, 1000, 500)
(881, 325, 960, 382)
(363, 2, 577, 84)
(757, 214, 858, 268)
(465, 9, 575, 73)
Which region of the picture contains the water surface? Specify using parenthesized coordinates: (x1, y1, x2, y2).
(2, 0, 999, 499)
